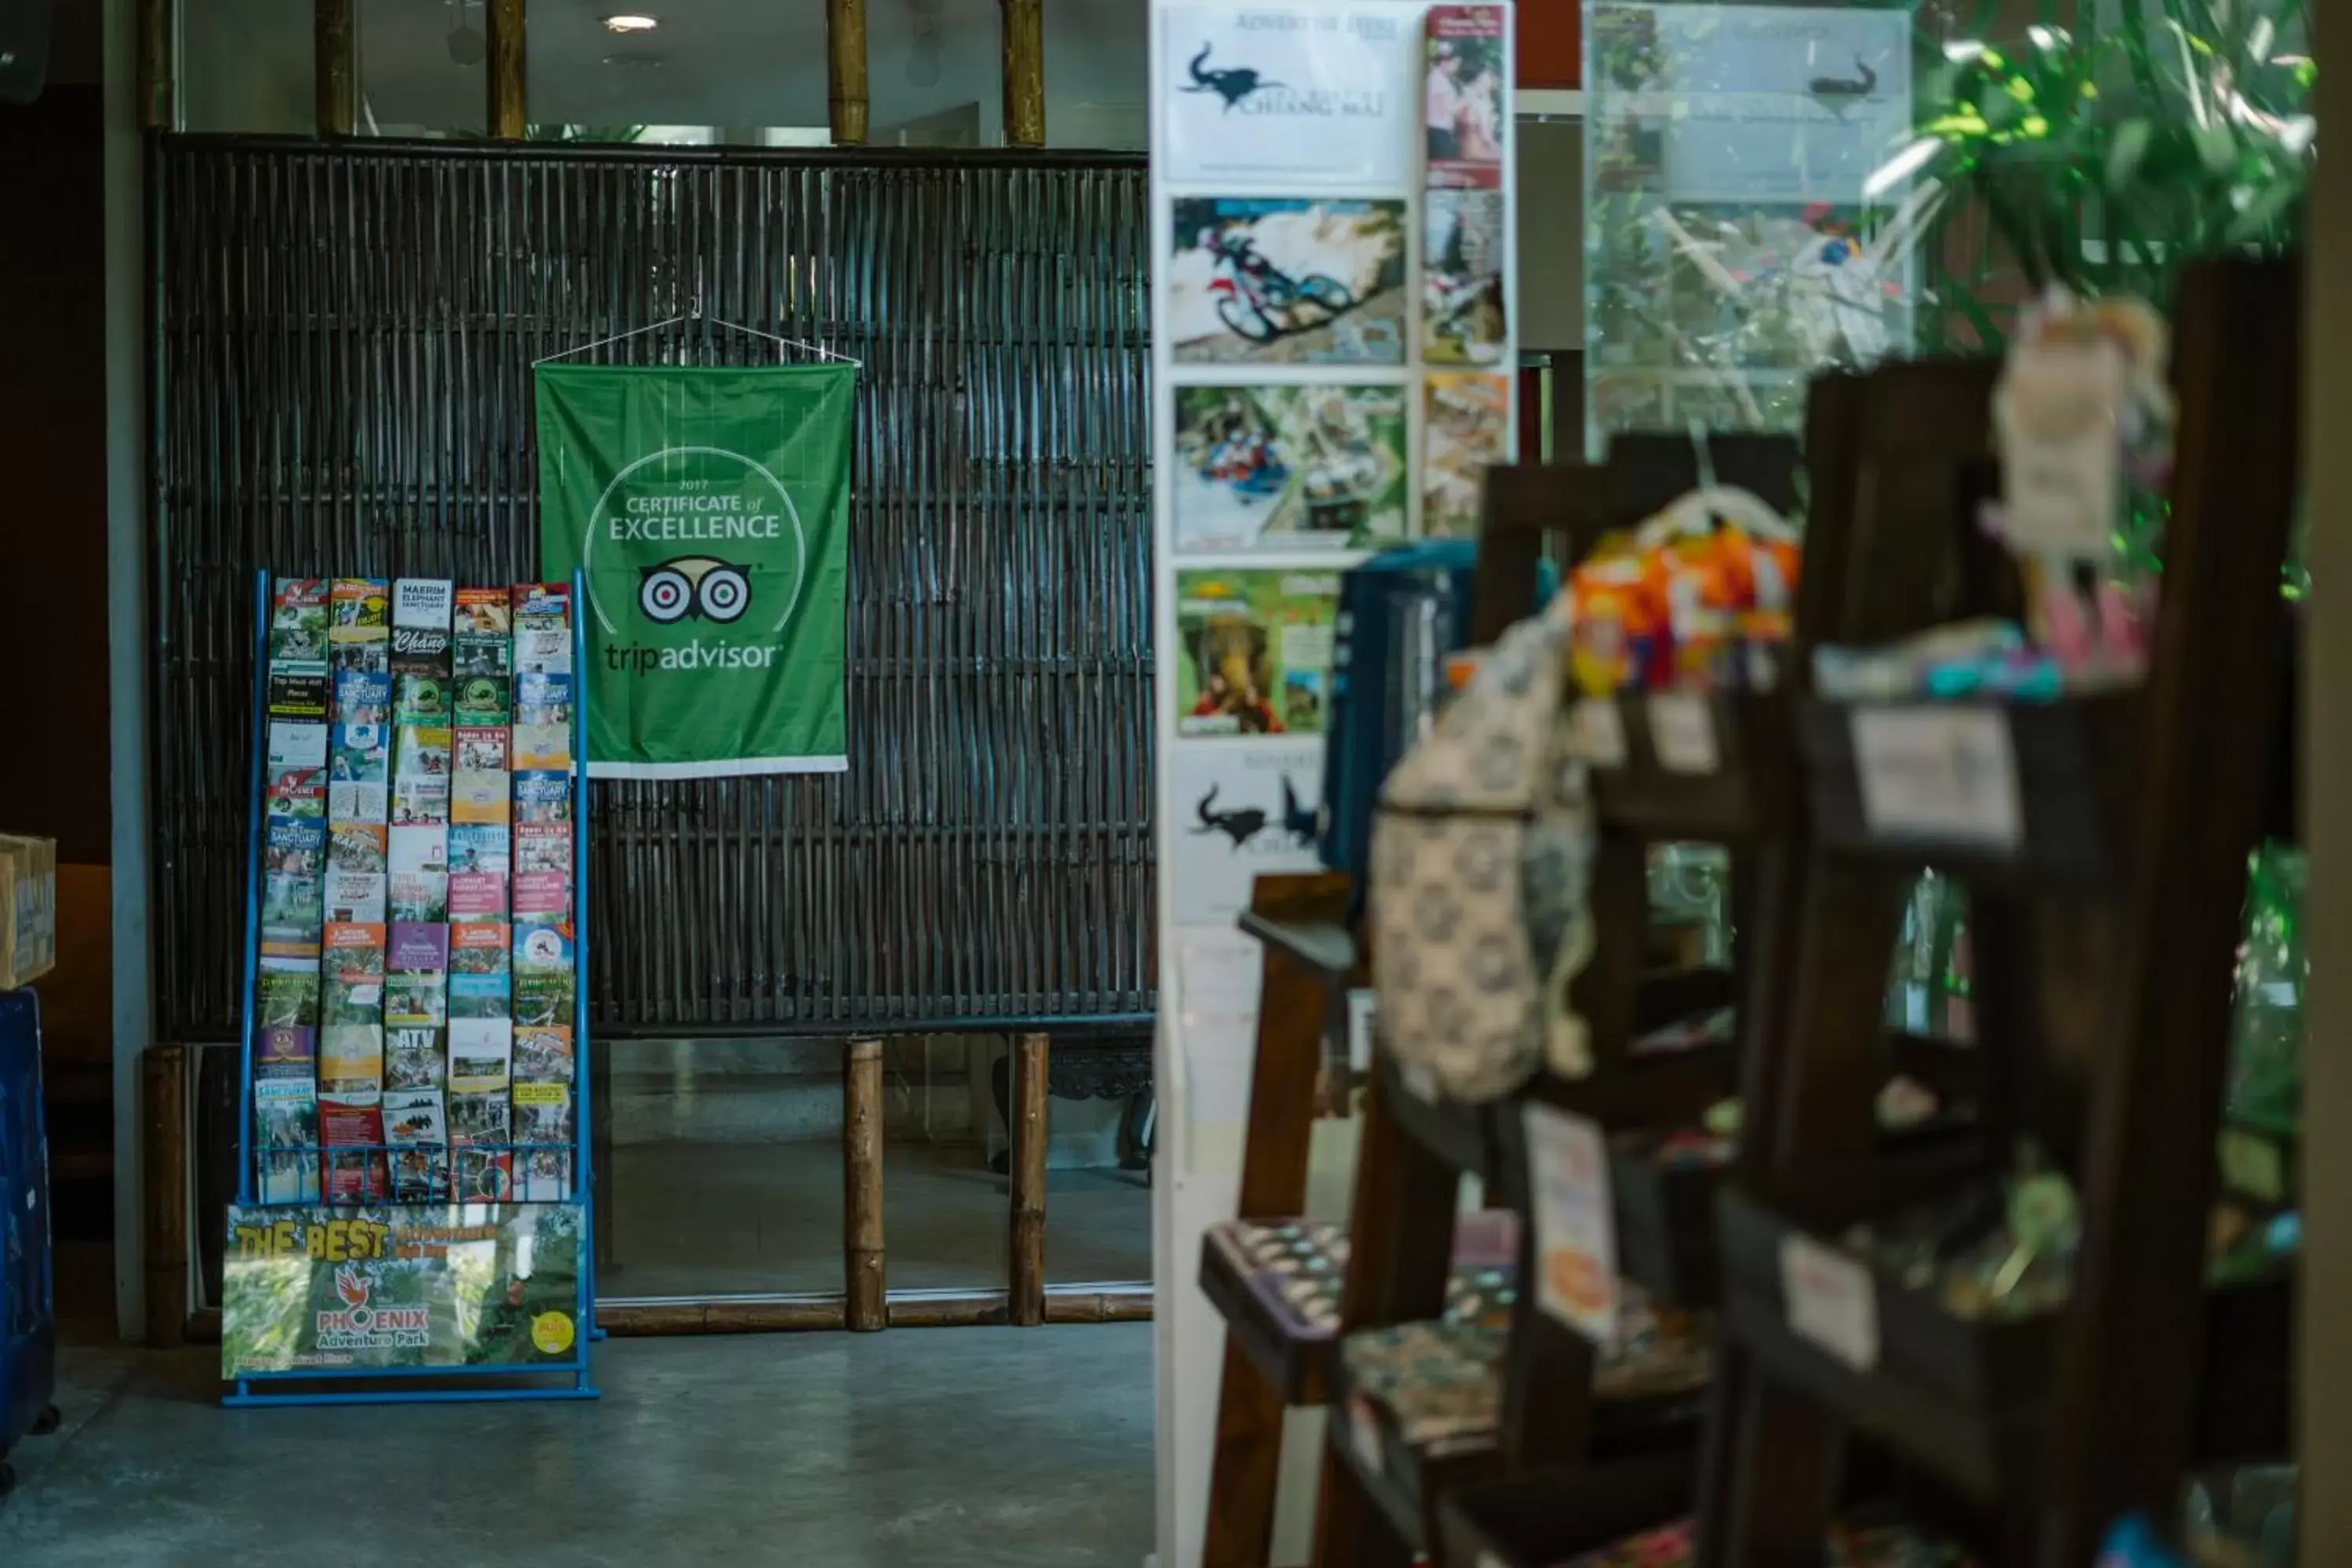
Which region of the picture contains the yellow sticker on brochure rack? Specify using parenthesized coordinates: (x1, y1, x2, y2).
(532, 1311, 578, 1355)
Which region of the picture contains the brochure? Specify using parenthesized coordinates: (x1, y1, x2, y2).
(456, 636, 513, 682)
(514, 672, 572, 728)
(385, 1087, 451, 1203)
(454, 674, 512, 726)
(388, 823, 448, 876)
(385, 923, 449, 1027)
(512, 582, 572, 630)
(267, 668, 330, 723)
(328, 781, 389, 824)
(452, 586, 512, 641)
(390, 775, 451, 827)
(270, 579, 331, 664)
(323, 920, 387, 974)
(511, 722, 571, 771)
(330, 720, 388, 783)
(451, 922, 513, 1020)
(267, 719, 329, 773)
(452, 1149, 515, 1203)
(266, 766, 326, 822)
(514, 1080, 574, 1148)
(450, 972, 512, 1021)
(333, 670, 391, 727)
(263, 818, 328, 880)
(255, 1023, 317, 1080)
(319, 1023, 385, 1097)
(322, 924, 387, 1028)
(455, 726, 509, 775)
(386, 1025, 445, 1090)
(320, 1092, 387, 1204)
(330, 579, 390, 637)
(448, 1017, 513, 1092)
(327, 823, 387, 874)
(513, 771, 573, 826)
(517, 1149, 572, 1203)
(260, 873, 324, 946)
(394, 724, 452, 780)
(256, 954, 321, 1028)
(387, 871, 448, 924)
(322, 869, 387, 925)
(254, 1076, 321, 1203)
(514, 1025, 575, 1084)
(448, 871, 509, 920)
(510, 870, 569, 924)
(393, 579, 453, 633)
(515, 822, 571, 877)
(394, 673, 448, 724)
(452, 771, 511, 825)
(449, 823, 512, 877)
(514, 629, 571, 677)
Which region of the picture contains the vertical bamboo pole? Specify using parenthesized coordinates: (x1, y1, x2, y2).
(315, 0, 357, 137)
(1000, 0, 1046, 149)
(136, 0, 176, 131)
(486, 0, 526, 141)
(1008, 1032, 1050, 1324)
(844, 1037, 887, 1330)
(142, 1044, 187, 1348)
(826, 0, 869, 147)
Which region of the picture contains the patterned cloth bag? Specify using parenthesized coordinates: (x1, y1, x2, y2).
(1369, 599, 1596, 1102)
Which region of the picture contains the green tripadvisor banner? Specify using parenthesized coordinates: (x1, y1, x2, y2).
(535, 362, 856, 778)
(222, 1204, 586, 1376)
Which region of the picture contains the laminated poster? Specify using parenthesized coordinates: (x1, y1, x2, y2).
(1157, 5, 1414, 187)
(1166, 740, 1328, 927)
(1168, 198, 1407, 367)
(1174, 568, 1341, 739)
(222, 1203, 585, 1375)
(1423, 188, 1509, 366)
(1171, 384, 1408, 554)
(1423, 371, 1511, 539)
(1423, 5, 1506, 191)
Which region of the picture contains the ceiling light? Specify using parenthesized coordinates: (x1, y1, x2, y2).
(604, 14, 659, 32)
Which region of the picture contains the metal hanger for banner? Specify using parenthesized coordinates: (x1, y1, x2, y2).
(534, 295, 862, 368)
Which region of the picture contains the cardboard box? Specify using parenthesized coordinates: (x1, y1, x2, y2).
(0, 833, 58, 990)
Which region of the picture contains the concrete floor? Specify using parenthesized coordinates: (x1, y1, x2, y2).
(603, 1140, 1152, 1298)
(0, 1322, 1156, 1567)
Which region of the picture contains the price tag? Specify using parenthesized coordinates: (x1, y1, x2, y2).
(1347, 1397, 1384, 1475)
(1851, 706, 2022, 848)
(1998, 338, 2126, 556)
(1345, 989, 1377, 1074)
(1571, 697, 1628, 768)
(1780, 1232, 1878, 1370)
(1646, 691, 1720, 774)
(1523, 1102, 1617, 1345)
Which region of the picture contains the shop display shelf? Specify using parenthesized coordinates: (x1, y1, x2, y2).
(1584, 690, 1763, 844)
(1378, 1051, 1501, 1179)
(1610, 1139, 1729, 1307)
(1436, 1452, 1698, 1568)
(2217, 1112, 2299, 1210)
(1331, 1320, 1707, 1555)
(1196, 1211, 1519, 1408)
(1797, 694, 2140, 891)
(1236, 910, 1358, 982)
(1719, 1181, 2296, 1501)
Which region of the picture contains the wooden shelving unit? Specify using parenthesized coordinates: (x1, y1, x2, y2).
(1195, 255, 2299, 1568)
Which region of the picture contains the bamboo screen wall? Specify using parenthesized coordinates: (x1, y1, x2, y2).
(153, 137, 1156, 1040)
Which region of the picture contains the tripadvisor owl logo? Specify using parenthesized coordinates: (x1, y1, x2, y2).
(583, 445, 808, 676)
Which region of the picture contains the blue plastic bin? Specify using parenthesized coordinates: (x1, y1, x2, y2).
(0, 988, 60, 1495)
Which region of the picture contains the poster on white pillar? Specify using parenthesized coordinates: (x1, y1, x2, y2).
(1149, 2, 1517, 1565)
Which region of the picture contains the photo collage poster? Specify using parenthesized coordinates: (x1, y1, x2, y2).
(1152, 0, 1515, 1003)
(1582, 2, 1915, 449)
(249, 576, 583, 1214)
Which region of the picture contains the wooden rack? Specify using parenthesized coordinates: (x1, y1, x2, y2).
(1195, 252, 2299, 1566)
